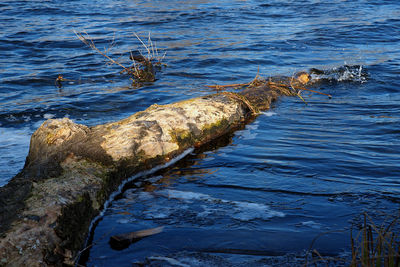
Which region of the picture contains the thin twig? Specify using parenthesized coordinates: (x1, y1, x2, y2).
(133, 32, 151, 61)
(149, 32, 155, 59)
(312, 249, 328, 265)
(104, 32, 116, 54)
(294, 84, 332, 98)
(74, 30, 129, 72)
(290, 76, 308, 104)
(206, 82, 250, 89)
(304, 229, 347, 267)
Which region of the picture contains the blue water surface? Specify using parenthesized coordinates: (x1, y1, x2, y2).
(1, 0, 400, 266)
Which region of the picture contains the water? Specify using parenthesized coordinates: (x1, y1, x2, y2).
(1, 0, 400, 266)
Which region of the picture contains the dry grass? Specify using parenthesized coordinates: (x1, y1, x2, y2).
(350, 213, 400, 267)
(303, 212, 400, 267)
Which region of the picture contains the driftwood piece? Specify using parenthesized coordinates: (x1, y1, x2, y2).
(0, 80, 299, 266)
(109, 226, 164, 250)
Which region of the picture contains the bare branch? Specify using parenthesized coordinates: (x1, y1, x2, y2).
(74, 30, 129, 72)
(133, 32, 151, 61)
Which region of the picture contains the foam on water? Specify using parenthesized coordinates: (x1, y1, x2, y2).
(134, 189, 285, 223)
(136, 251, 344, 267)
(159, 189, 210, 202)
(298, 221, 322, 230)
(231, 201, 284, 221)
(262, 111, 277, 117)
(238, 122, 259, 140)
(43, 113, 55, 119)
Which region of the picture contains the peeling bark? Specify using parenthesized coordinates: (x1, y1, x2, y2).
(0, 84, 289, 266)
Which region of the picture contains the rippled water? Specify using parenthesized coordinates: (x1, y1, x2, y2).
(1, 0, 400, 266)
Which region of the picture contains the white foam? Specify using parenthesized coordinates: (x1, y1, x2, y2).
(129, 191, 156, 201)
(143, 205, 173, 219)
(262, 111, 277, 117)
(160, 189, 210, 202)
(43, 113, 55, 119)
(116, 218, 130, 224)
(156, 189, 285, 221)
(231, 201, 285, 221)
(300, 221, 322, 229)
(238, 123, 258, 140)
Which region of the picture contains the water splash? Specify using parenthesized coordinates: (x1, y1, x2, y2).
(310, 65, 368, 83)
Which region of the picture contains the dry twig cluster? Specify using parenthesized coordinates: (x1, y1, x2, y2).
(74, 30, 165, 87)
(206, 70, 331, 105)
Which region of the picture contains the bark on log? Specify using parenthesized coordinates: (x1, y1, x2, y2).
(0, 83, 294, 266)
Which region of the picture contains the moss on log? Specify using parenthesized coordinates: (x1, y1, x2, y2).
(0, 82, 296, 266)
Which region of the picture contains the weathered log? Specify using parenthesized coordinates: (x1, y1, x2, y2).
(0, 81, 298, 266)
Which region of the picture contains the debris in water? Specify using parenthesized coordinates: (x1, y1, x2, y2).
(109, 226, 164, 250)
(74, 30, 166, 88)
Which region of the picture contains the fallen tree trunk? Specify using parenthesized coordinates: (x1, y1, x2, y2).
(0, 81, 297, 266)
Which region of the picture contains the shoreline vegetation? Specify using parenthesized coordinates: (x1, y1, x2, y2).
(302, 212, 400, 266)
(350, 213, 400, 267)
